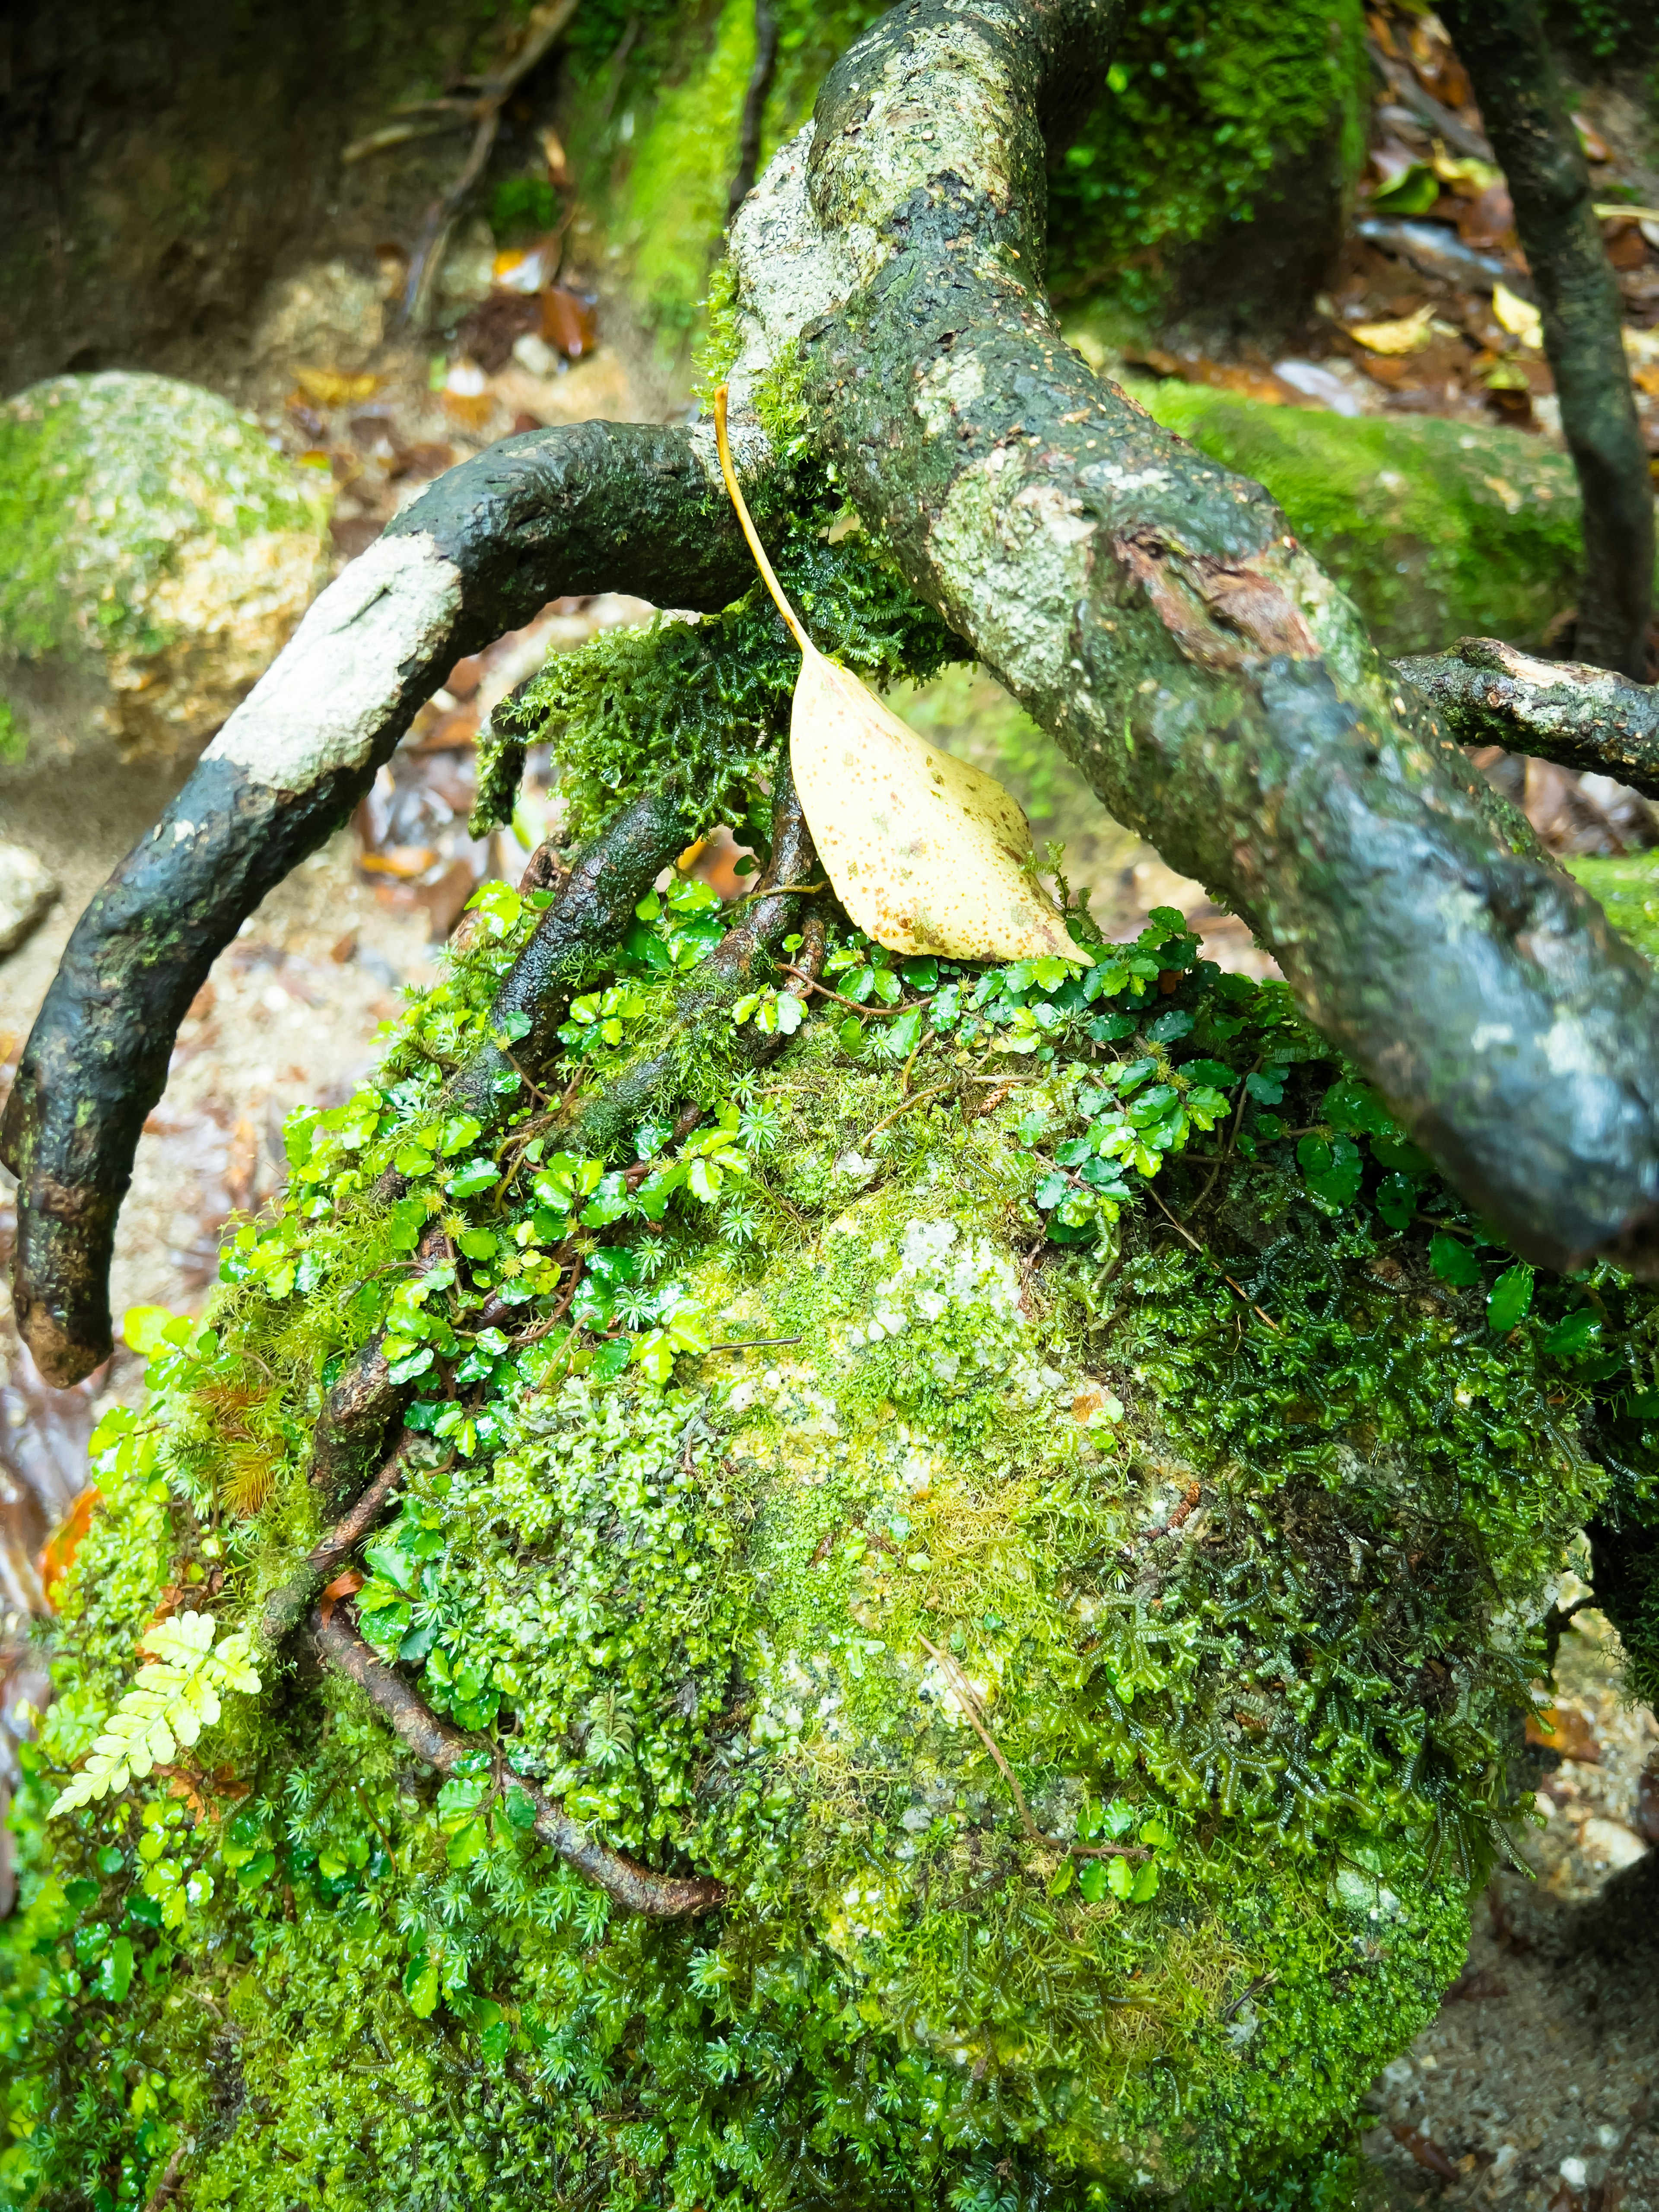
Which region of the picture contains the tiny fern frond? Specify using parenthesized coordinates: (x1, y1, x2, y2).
(49, 1610, 261, 1818)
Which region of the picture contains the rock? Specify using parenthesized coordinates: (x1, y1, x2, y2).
(1577, 1816, 1648, 1873)
(0, 372, 332, 759)
(1131, 383, 1646, 658)
(0, 843, 58, 956)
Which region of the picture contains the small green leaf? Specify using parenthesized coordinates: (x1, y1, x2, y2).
(1376, 1172, 1415, 1231)
(1428, 1230, 1482, 1287)
(1077, 1860, 1109, 1904)
(1486, 1263, 1534, 1332)
(1541, 1309, 1599, 1360)
(1106, 1855, 1135, 1900)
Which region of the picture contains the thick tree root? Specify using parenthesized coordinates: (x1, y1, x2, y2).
(308, 1337, 407, 1503)
(311, 1602, 727, 1917)
(0, 424, 752, 1386)
(574, 762, 823, 1159)
(721, 0, 1659, 1275)
(432, 786, 690, 1136)
(1399, 640, 1659, 798)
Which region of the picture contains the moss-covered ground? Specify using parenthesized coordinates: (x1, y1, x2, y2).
(8, 842, 1659, 2208)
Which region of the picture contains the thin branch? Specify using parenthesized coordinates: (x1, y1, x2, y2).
(726, 0, 780, 222)
(312, 1602, 726, 1917)
(396, 0, 582, 332)
(781, 967, 907, 1017)
(1142, 1182, 1278, 1330)
(916, 1632, 1039, 1843)
(1398, 639, 1659, 799)
(261, 1430, 421, 1646)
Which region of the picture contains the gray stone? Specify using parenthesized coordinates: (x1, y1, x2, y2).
(0, 844, 59, 957)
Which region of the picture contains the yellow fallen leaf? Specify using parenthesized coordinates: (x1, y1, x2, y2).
(1348, 305, 1434, 356)
(712, 388, 1087, 966)
(1492, 283, 1542, 349)
(293, 366, 382, 407)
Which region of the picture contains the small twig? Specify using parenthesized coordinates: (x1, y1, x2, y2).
(140, 2145, 187, 2212)
(396, 0, 581, 331)
(261, 1430, 428, 1645)
(864, 1080, 954, 1144)
(726, 0, 780, 221)
(916, 1633, 1039, 1844)
(706, 1334, 803, 1353)
(1221, 1969, 1278, 2021)
(781, 965, 909, 1017)
(313, 1602, 725, 1917)
(1142, 1183, 1278, 1330)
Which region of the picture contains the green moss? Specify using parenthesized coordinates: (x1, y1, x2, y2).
(9, 861, 1656, 2208)
(478, 469, 964, 838)
(1566, 851, 1659, 966)
(564, 0, 1369, 351)
(0, 373, 331, 700)
(1130, 383, 1612, 657)
(1047, 0, 1369, 327)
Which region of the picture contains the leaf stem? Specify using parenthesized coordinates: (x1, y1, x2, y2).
(713, 385, 810, 652)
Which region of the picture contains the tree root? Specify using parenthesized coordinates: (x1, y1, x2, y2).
(263, 1430, 416, 1646)
(1399, 639, 1659, 798)
(1437, 0, 1653, 681)
(375, 786, 691, 1207)
(0, 424, 751, 1387)
(572, 760, 824, 1160)
(311, 1602, 727, 1918)
(723, 0, 1659, 1275)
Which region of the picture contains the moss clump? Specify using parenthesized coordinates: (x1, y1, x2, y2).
(1046, 0, 1369, 327)
(0, 373, 331, 756)
(1566, 852, 1659, 966)
(559, 0, 1369, 346)
(1131, 383, 1615, 657)
(8, 849, 1659, 2209)
(475, 464, 964, 839)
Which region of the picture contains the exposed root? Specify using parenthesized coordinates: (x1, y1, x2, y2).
(311, 1603, 727, 1918)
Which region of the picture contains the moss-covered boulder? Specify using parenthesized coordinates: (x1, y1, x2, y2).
(1131, 383, 1629, 660)
(7, 878, 1655, 2210)
(0, 373, 331, 760)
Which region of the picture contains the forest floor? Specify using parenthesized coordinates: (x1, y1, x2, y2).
(4, 0, 1659, 2199)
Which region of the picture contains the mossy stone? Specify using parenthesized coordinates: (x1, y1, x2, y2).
(0, 372, 331, 758)
(1130, 383, 1618, 658)
(8, 890, 1651, 2210)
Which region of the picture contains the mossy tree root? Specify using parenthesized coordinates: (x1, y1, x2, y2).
(310, 1602, 728, 1917)
(1437, 0, 1655, 682)
(419, 785, 693, 1149)
(574, 759, 823, 1160)
(0, 424, 753, 1388)
(263, 1430, 417, 1646)
(1400, 639, 1659, 795)
(721, 0, 1659, 1277)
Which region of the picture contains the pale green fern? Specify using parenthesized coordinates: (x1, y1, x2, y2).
(50, 1611, 261, 1817)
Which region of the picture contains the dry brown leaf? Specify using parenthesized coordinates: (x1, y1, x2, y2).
(712, 389, 1087, 964)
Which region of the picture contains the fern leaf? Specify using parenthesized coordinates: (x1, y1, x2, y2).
(49, 1609, 262, 1819)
